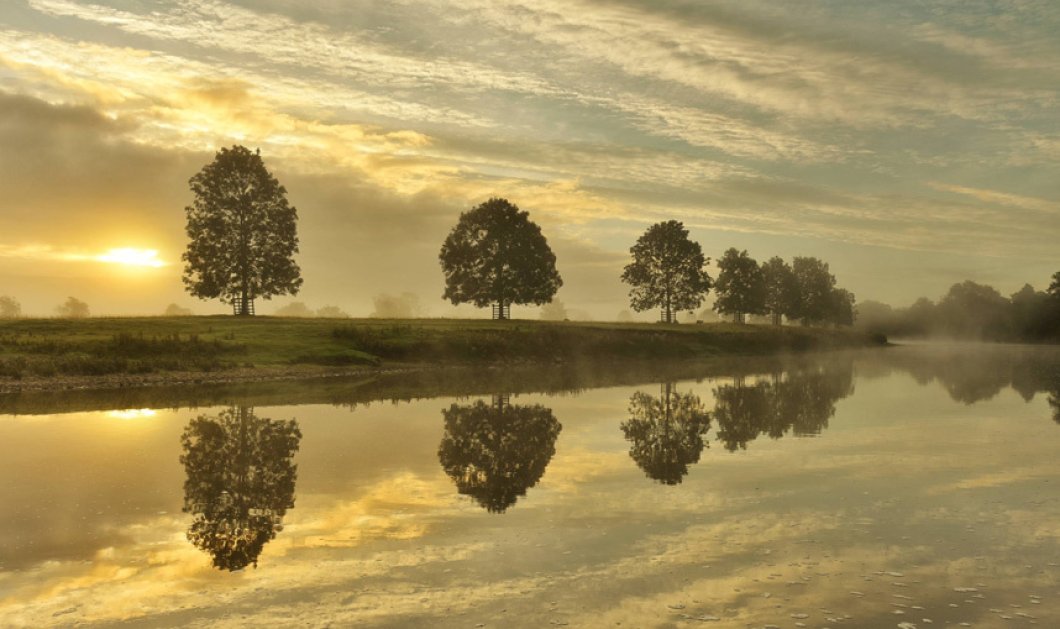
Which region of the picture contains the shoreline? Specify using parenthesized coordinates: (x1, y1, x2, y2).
(0, 316, 885, 394)
(0, 363, 390, 394)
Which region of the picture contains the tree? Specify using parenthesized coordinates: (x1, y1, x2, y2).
(371, 292, 422, 318)
(621, 220, 712, 324)
(0, 296, 20, 319)
(829, 288, 856, 326)
(761, 257, 796, 325)
(439, 198, 562, 319)
(164, 303, 193, 316)
(620, 383, 711, 484)
(56, 296, 89, 318)
(316, 305, 349, 318)
(273, 301, 314, 317)
(852, 300, 894, 333)
(1048, 271, 1060, 299)
(183, 145, 302, 316)
(1015, 278, 1060, 340)
(790, 257, 835, 325)
(180, 407, 301, 571)
(438, 397, 561, 513)
(713, 248, 766, 323)
(1009, 284, 1046, 337)
(904, 297, 939, 336)
(540, 299, 568, 321)
(938, 280, 1010, 339)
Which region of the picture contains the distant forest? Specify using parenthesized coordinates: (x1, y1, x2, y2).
(856, 275, 1060, 342)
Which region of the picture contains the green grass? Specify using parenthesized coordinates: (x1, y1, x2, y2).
(0, 316, 882, 380)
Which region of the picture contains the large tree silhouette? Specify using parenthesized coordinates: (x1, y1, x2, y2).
(761, 257, 796, 325)
(620, 383, 711, 484)
(621, 220, 712, 324)
(790, 257, 836, 325)
(937, 281, 1011, 340)
(828, 288, 856, 327)
(439, 198, 562, 319)
(183, 146, 302, 316)
(180, 406, 301, 570)
(438, 397, 561, 512)
(714, 248, 766, 324)
(1048, 271, 1060, 299)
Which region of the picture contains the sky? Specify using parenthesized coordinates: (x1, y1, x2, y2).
(0, 0, 1057, 318)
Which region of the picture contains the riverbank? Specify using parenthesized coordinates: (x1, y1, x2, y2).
(0, 316, 885, 392)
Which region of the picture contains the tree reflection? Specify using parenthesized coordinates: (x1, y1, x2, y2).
(438, 395, 561, 513)
(713, 379, 772, 451)
(879, 348, 1058, 406)
(1050, 389, 1060, 425)
(180, 406, 301, 570)
(621, 383, 711, 484)
(714, 364, 854, 451)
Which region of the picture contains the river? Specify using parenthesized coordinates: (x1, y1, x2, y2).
(1, 344, 1058, 628)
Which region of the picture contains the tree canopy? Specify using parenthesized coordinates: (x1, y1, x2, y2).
(761, 256, 797, 325)
(790, 257, 836, 324)
(829, 288, 856, 327)
(621, 220, 712, 324)
(0, 296, 21, 319)
(937, 280, 1011, 339)
(713, 248, 766, 323)
(183, 145, 302, 315)
(163, 303, 193, 316)
(439, 198, 562, 318)
(56, 296, 89, 318)
(1048, 271, 1060, 299)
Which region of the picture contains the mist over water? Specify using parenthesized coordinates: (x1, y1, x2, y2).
(1, 343, 1058, 627)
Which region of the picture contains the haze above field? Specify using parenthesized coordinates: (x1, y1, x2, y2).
(0, 1, 1057, 317)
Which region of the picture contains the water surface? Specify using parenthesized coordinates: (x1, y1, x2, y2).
(1, 345, 1058, 628)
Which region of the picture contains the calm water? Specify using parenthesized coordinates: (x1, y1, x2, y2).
(1, 344, 1058, 628)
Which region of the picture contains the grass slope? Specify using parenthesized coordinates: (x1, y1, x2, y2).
(0, 316, 882, 381)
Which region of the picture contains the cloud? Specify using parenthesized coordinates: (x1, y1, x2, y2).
(929, 182, 1060, 217)
(0, 91, 197, 248)
(0, 0, 1058, 311)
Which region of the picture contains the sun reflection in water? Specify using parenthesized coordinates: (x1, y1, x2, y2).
(106, 409, 158, 420)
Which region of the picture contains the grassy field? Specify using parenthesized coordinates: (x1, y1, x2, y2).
(0, 316, 884, 384)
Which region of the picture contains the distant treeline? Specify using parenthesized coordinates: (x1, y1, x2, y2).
(856, 275, 1060, 342)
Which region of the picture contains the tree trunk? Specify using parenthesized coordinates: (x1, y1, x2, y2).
(662, 382, 673, 421)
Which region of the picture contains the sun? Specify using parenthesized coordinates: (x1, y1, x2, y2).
(96, 248, 166, 268)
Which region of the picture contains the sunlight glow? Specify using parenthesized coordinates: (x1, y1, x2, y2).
(96, 248, 166, 268)
(106, 409, 158, 420)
